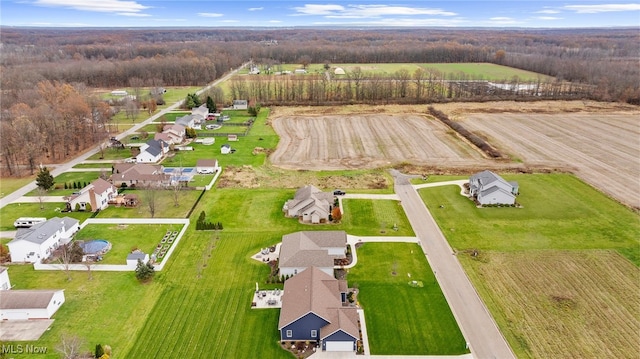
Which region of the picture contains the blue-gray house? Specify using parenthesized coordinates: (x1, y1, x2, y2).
(278, 267, 359, 352)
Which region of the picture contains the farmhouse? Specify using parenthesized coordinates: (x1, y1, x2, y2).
(232, 99, 248, 110)
(64, 178, 117, 212)
(283, 185, 334, 224)
(0, 289, 65, 320)
(0, 266, 11, 290)
(111, 163, 171, 188)
(196, 159, 220, 174)
(136, 139, 170, 163)
(278, 231, 347, 277)
(278, 267, 358, 352)
(469, 170, 518, 205)
(7, 217, 80, 263)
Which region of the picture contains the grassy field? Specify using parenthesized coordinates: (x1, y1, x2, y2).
(72, 163, 115, 169)
(24, 172, 104, 196)
(244, 63, 550, 82)
(341, 199, 413, 236)
(0, 175, 35, 197)
(418, 173, 640, 358)
(418, 174, 640, 265)
(96, 189, 202, 219)
(461, 250, 640, 359)
(348, 242, 468, 355)
(0, 202, 93, 231)
(87, 147, 135, 161)
(74, 224, 184, 264)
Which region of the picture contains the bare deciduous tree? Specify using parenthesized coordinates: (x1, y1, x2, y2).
(56, 334, 84, 359)
(143, 184, 160, 218)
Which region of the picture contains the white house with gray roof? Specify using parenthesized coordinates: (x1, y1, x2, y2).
(0, 266, 10, 290)
(136, 139, 169, 163)
(0, 289, 65, 320)
(469, 170, 518, 205)
(283, 185, 334, 224)
(7, 217, 80, 263)
(278, 231, 347, 277)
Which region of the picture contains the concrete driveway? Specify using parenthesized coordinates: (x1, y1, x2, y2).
(0, 319, 54, 340)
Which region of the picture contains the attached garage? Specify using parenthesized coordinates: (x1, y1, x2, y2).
(3, 311, 29, 320)
(324, 341, 354, 352)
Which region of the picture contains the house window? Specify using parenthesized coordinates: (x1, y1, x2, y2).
(311, 330, 317, 338)
(286, 330, 292, 338)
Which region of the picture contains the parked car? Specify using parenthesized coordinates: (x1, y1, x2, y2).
(333, 190, 346, 196)
(124, 158, 136, 163)
(197, 169, 214, 174)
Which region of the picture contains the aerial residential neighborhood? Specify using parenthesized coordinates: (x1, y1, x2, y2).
(0, 3, 638, 359)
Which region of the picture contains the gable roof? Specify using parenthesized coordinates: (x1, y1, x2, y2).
(176, 114, 195, 127)
(320, 307, 359, 340)
(196, 159, 218, 167)
(470, 170, 511, 188)
(0, 290, 63, 309)
(127, 252, 147, 261)
(112, 163, 169, 183)
(12, 217, 79, 245)
(91, 178, 115, 195)
(279, 231, 346, 268)
(278, 267, 341, 329)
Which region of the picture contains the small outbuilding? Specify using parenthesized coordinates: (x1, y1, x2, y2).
(221, 144, 231, 155)
(334, 67, 345, 75)
(232, 100, 248, 110)
(196, 159, 220, 174)
(126, 252, 149, 269)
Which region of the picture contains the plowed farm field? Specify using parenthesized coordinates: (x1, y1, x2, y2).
(460, 113, 640, 209)
(270, 114, 484, 170)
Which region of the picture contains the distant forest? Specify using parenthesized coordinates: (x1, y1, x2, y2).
(0, 27, 638, 175)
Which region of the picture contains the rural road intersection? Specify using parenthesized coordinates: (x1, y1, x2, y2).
(390, 170, 516, 359)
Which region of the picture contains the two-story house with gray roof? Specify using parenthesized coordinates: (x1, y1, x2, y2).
(469, 170, 518, 205)
(7, 217, 80, 263)
(283, 185, 334, 224)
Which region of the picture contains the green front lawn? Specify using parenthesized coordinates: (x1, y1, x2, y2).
(341, 199, 414, 236)
(87, 147, 135, 161)
(0, 175, 36, 197)
(418, 174, 640, 265)
(73, 224, 184, 264)
(348, 242, 468, 355)
(0, 203, 93, 231)
(96, 189, 202, 219)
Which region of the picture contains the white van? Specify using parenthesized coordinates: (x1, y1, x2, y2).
(14, 217, 47, 228)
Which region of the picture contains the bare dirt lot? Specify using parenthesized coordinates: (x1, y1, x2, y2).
(460, 112, 640, 209)
(270, 113, 485, 170)
(268, 101, 639, 208)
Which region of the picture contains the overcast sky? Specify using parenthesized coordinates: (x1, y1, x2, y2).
(1, 1, 639, 28)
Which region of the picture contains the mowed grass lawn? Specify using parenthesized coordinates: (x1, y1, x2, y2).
(419, 173, 640, 264)
(341, 199, 414, 236)
(0, 202, 93, 231)
(74, 224, 184, 264)
(0, 175, 35, 197)
(349, 242, 468, 355)
(96, 189, 202, 219)
(25, 171, 103, 196)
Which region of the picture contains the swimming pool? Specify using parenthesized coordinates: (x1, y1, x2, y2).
(81, 239, 111, 255)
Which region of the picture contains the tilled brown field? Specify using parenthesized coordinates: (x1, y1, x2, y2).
(460, 113, 640, 209)
(270, 114, 486, 170)
(464, 250, 640, 359)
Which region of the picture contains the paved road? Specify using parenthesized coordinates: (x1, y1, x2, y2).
(0, 63, 248, 210)
(390, 170, 515, 359)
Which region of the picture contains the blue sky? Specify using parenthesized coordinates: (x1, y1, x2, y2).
(1, 1, 639, 28)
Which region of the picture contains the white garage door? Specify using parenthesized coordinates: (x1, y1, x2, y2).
(4, 312, 29, 320)
(325, 341, 353, 352)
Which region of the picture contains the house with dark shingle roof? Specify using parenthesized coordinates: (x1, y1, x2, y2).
(278, 231, 347, 277)
(64, 178, 117, 212)
(0, 289, 65, 320)
(278, 267, 358, 352)
(136, 139, 169, 163)
(469, 170, 518, 205)
(7, 217, 80, 263)
(283, 185, 334, 224)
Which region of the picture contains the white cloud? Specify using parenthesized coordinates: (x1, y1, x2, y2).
(564, 3, 640, 13)
(313, 17, 468, 27)
(33, 0, 149, 15)
(198, 12, 224, 17)
(487, 17, 518, 25)
(294, 4, 456, 18)
(536, 9, 561, 14)
(248, 7, 264, 11)
(293, 4, 345, 15)
(220, 20, 239, 23)
(535, 16, 562, 20)
(268, 20, 282, 23)
(117, 12, 150, 17)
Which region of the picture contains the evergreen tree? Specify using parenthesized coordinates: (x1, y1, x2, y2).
(95, 344, 104, 358)
(135, 259, 155, 282)
(206, 96, 217, 113)
(35, 166, 55, 191)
